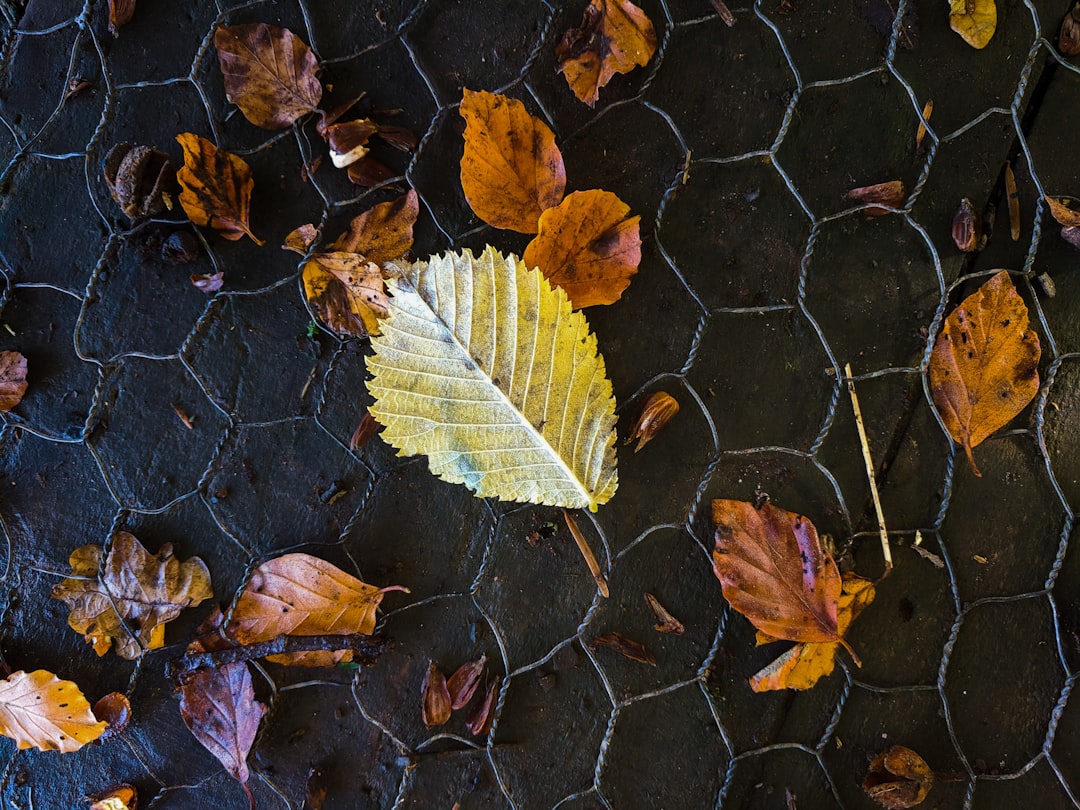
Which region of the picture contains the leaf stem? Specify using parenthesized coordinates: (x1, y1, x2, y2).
(838, 637, 862, 668)
(563, 509, 609, 598)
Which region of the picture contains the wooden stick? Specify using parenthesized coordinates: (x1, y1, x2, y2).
(844, 363, 893, 574)
(563, 509, 609, 598)
(168, 632, 386, 681)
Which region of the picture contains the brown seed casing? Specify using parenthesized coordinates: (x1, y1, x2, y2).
(102, 143, 175, 222)
(327, 119, 378, 168)
(645, 592, 685, 635)
(421, 661, 451, 728)
(466, 680, 497, 736)
(591, 632, 657, 666)
(447, 654, 486, 710)
(1060, 3, 1080, 55)
(108, 0, 136, 35)
(627, 391, 679, 452)
(951, 198, 981, 252)
(845, 180, 906, 217)
(350, 411, 378, 451)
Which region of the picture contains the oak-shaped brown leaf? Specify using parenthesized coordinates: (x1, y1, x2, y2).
(215, 24, 322, 130)
(176, 132, 264, 244)
(226, 553, 406, 667)
(712, 500, 840, 643)
(522, 189, 641, 308)
(1044, 195, 1080, 227)
(459, 89, 566, 233)
(929, 271, 1040, 477)
(864, 745, 935, 809)
(556, 0, 658, 106)
(302, 253, 388, 337)
(330, 188, 419, 262)
(0, 351, 28, 412)
(749, 573, 875, 692)
(51, 531, 213, 660)
(0, 670, 107, 753)
(949, 0, 996, 49)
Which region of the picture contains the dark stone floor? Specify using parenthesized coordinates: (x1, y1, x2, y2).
(2, 0, 1080, 808)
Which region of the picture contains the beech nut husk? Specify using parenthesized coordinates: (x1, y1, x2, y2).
(102, 142, 175, 222)
(327, 119, 378, 169)
(626, 391, 679, 452)
(1060, 3, 1080, 56)
(951, 198, 981, 252)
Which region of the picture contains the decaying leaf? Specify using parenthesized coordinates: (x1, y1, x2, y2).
(283, 223, 318, 254)
(845, 180, 906, 216)
(928, 271, 1040, 477)
(522, 189, 641, 308)
(459, 89, 566, 233)
(191, 272, 225, 294)
(302, 253, 388, 337)
(1060, 3, 1080, 56)
(306, 766, 328, 810)
(215, 24, 322, 130)
(102, 143, 175, 222)
(467, 680, 497, 736)
(625, 391, 679, 452)
(749, 574, 876, 692)
(645, 592, 685, 635)
(87, 784, 137, 810)
(330, 188, 419, 261)
(556, 0, 658, 106)
(0, 670, 107, 753)
(52, 531, 213, 660)
(176, 132, 264, 244)
(949, 0, 996, 49)
(366, 246, 619, 511)
(226, 553, 406, 667)
(1044, 195, 1080, 227)
(591, 632, 656, 666)
(0, 351, 28, 412)
(864, 745, 935, 809)
(711, 500, 841, 644)
(447, 655, 486, 710)
(421, 661, 451, 728)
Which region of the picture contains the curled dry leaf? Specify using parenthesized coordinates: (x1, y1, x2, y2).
(591, 632, 657, 666)
(107, 0, 135, 35)
(0, 670, 107, 753)
(711, 500, 841, 644)
(845, 180, 905, 216)
(1044, 195, 1080, 227)
(283, 223, 319, 255)
(447, 655, 486, 710)
(928, 271, 1040, 477)
(864, 745, 935, 809)
(226, 553, 407, 667)
(625, 391, 679, 453)
(949, 0, 996, 49)
(0, 351, 28, 412)
(523, 189, 641, 308)
(556, 0, 658, 106)
(215, 24, 322, 130)
(750, 573, 875, 692)
(421, 661, 452, 728)
(103, 143, 175, 222)
(645, 592, 685, 635)
(460, 89, 566, 233)
(87, 784, 137, 810)
(51, 531, 213, 660)
(176, 132, 263, 244)
(466, 680, 497, 736)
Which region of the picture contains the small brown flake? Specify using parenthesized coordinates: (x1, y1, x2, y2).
(708, 0, 736, 26)
(172, 404, 194, 430)
(108, 0, 136, 35)
(466, 680, 497, 737)
(845, 180, 906, 217)
(421, 661, 451, 728)
(645, 592, 685, 635)
(590, 632, 656, 666)
(350, 411, 378, 451)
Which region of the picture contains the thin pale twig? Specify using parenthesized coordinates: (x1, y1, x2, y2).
(844, 363, 892, 575)
(563, 509, 609, 597)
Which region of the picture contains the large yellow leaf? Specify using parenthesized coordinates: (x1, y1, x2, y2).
(366, 246, 619, 511)
(0, 670, 107, 752)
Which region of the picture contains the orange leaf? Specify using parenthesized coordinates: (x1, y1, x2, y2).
(863, 745, 935, 809)
(283, 223, 318, 255)
(0, 670, 107, 753)
(928, 271, 1040, 476)
(0, 351, 28, 412)
(459, 89, 566, 233)
(750, 574, 875, 692)
(302, 252, 388, 337)
(214, 23, 322, 130)
(330, 188, 419, 263)
(226, 553, 406, 667)
(523, 189, 641, 308)
(711, 500, 840, 643)
(556, 0, 658, 106)
(176, 133, 263, 244)
(1044, 195, 1080, 227)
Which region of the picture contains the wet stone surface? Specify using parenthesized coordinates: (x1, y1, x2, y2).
(3, 0, 1080, 808)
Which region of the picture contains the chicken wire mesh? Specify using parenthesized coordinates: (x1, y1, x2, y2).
(1, 0, 1080, 807)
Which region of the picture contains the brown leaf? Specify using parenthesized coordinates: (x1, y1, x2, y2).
(556, 0, 658, 106)
(176, 132, 264, 245)
(523, 189, 641, 308)
(350, 411, 378, 451)
(302, 253, 388, 338)
(447, 655, 486, 710)
(928, 271, 1040, 476)
(179, 659, 265, 803)
(0, 351, 28, 412)
(226, 553, 406, 667)
(1044, 195, 1080, 227)
(459, 88, 566, 233)
(214, 24, 322, 130)
(466, 680, 497, 736)
(750, 574, 875, 692)
(51, 532, 213, 660)
(283, 223, 318, 255)
(591, 632, 657, 666)
(864, 745, 934, 808)
(625, 391, 679, 453)
(330, 189, 419, 263)
(421, 661, 451, 728)
(0, 670, 107, 753)
(711, 500, 840, 643)
(845, 180, 905, 216)
(645, 592, 685, 635)
(87, 784, 138, 810)
(347, 155, 396, 188)
(102, 143, 175, 222)
(107, 0, 135, 35)
(949, 0, 996, 49)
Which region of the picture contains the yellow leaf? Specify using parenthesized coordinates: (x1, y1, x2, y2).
(0, 670, 107, 752)
(949, 0, 996, 49)
(367, 246, 619, 510)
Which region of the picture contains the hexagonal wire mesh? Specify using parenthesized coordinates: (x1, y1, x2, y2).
(1, 0, 1080, 807)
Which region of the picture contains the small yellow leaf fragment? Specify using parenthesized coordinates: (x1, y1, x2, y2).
(915, 99, 933, 149)
(949, 0, 997, 49)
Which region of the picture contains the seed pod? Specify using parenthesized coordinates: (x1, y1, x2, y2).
(326, 119, 378, 168)
(421, 661, 451, 728)
(447, 654, 486, 710)
(951, 198, 981, 252)
(1060, 3, 1080, 56)
(863, 745, 934, 809)
(347, 155, 396, 188)
(102, 143, 175, 222)
(466, 680, 497, 737)
(626, 391, 679, 452)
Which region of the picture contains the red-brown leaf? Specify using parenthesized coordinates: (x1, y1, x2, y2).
(214, 24, 322, 130)
(0, 351, 28, 412)
(330, 189, 419, 263)
(591, 632, 656, 666)
(711, 500, 840, 643)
